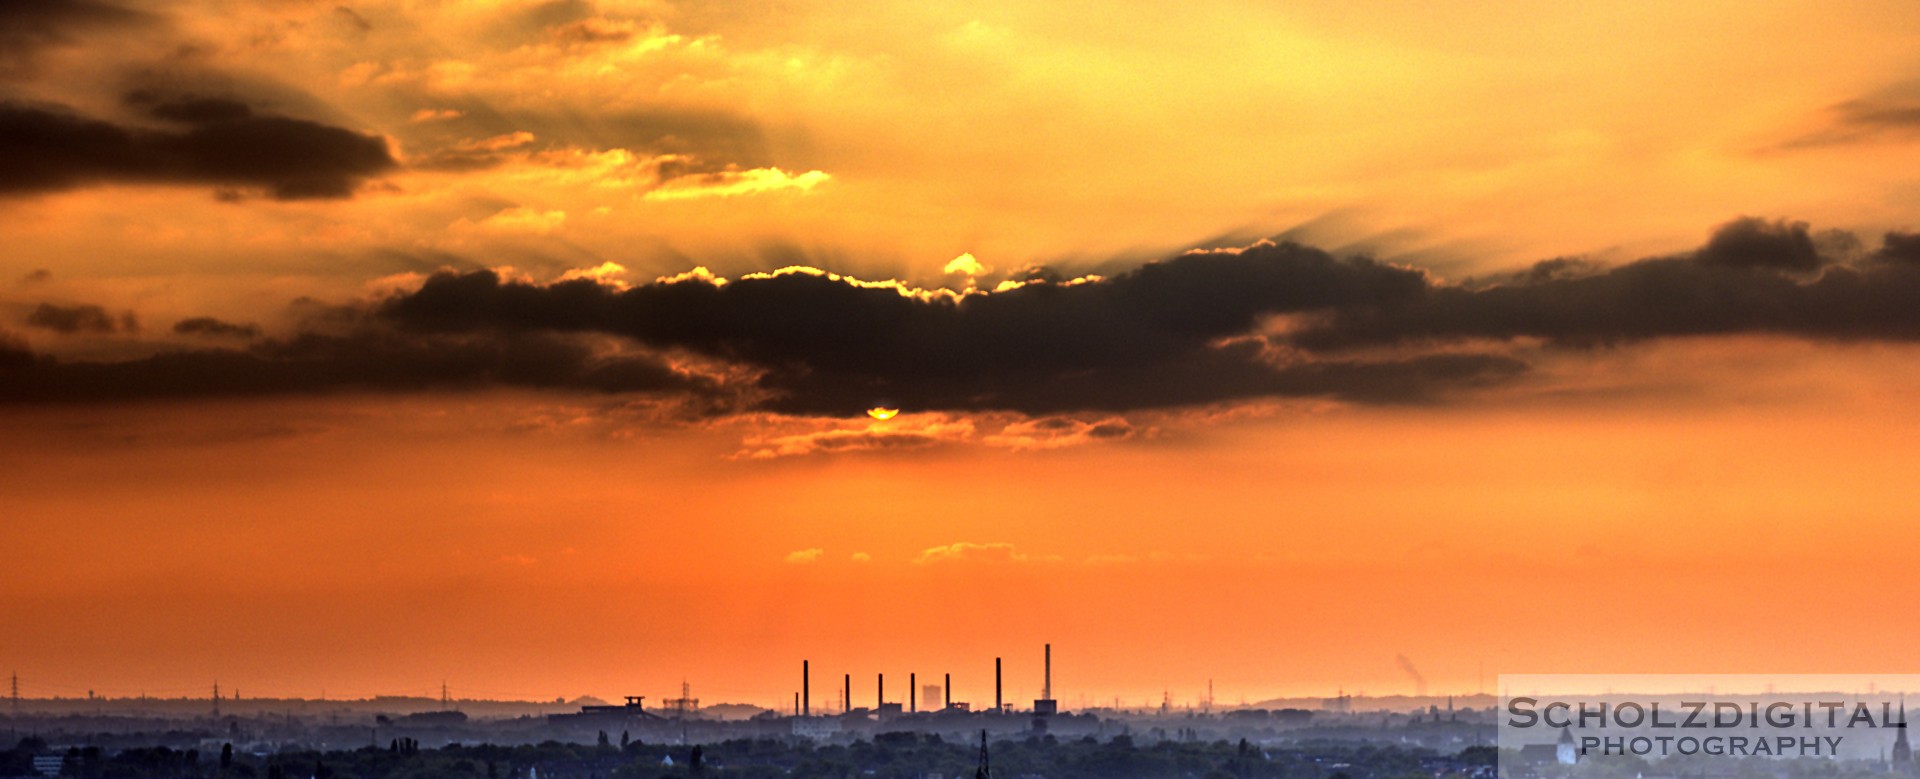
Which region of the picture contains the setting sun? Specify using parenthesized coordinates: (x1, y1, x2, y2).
(867, 407, 901, 421)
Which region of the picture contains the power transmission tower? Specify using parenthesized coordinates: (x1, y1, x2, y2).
(975, 729, 991, 779)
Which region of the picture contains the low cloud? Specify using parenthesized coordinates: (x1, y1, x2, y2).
(26, 302, 136, 334)
(643, 166, 831, 201)
(0, 99, 397, 200)
(0, 329, 713, 403)
(784, 548, 824, 564)
(173, 317, 260, 339)
(1293, 221, 1920, 350)
(983, 416, 1136, 450)
(914, 542, 1029, 566)
(734, 418, 976, 459)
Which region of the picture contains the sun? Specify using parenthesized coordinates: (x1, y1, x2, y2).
(867, 407, 900, 421)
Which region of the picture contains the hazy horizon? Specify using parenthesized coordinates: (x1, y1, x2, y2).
(6, 0, 1920, 716)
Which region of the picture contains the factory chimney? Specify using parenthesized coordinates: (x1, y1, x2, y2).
(802, 660, 810, 716)
(910, 673, 917, 712)
(945, 673, 951, 708)
(995, 657, 1002, 713)
(844, 674, 850, 713)
(877, 673, 884, 709)
(1033, 644, 1059, 716)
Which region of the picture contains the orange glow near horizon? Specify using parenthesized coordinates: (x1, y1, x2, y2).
(5, 340, 1920, 707)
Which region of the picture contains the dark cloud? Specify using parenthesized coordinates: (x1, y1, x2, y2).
(1293, 220, 1920, 350)
(333, 6, 373, 32)
(126, 91, 255, 124)
(0, 100, 396, 199)
(0, 329, 30, 369)
(380, 242, 1520, 413)
(25, 302, 136, 334)
(1875, 231, 1920, 265)
(1694, 217, 1823, 271)
(0, 330, 710, 403)
(21, 268, 51, 283)
(0, 0, 151, 78)
(1781, 91, 1920, 149)
(173, 317, 259, 339)
(13, 217, 1920, 413)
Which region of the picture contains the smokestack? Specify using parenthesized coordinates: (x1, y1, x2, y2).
(995, 657, 1002, 713)
(803, 660, 810, 716)
(794, 692, 799, 716)
(945, 673, 951, 708)
(910, 673, 917, 713)
(1044, 644, 1052, 700)
(878, 673, 884, 709)
(844, 673, 850, 713)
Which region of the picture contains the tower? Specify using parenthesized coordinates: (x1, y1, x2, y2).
(802, 661, 810, 716)
(910, 673, 916, 713)
(1894, 695, 1912, 774)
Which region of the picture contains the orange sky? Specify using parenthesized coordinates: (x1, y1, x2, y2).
(5, 1, 1920, 709)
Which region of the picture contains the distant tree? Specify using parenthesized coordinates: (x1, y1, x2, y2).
(620, 731, 630, 749)
(597, 730, 610, 749)
(266, 764, 283, 779)
(221, 743, 233, 770)
(689, 745, 703, 775)
(1457, 745, 1497, 767)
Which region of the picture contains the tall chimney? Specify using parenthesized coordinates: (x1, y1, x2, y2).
(945, 673, 951, 708)
(803, 660, 810, 716)
(844, 673, 850, 713)
(1045, 643, 1052, 700)
(793, 692, 799, 716)
(995, 657, 1002, 713)
(878, 673, 884, 709)
(910, 673, 917, 713)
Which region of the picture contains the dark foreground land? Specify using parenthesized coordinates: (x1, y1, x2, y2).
(4, 734, 1496, 779)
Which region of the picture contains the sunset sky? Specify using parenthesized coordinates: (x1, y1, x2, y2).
(5, 0, 1920, 710)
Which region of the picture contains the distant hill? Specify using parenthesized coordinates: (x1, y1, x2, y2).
(1245, 693, 1497, 713)
(701, 703, 772, 721)
(567, 696, 610, 707)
